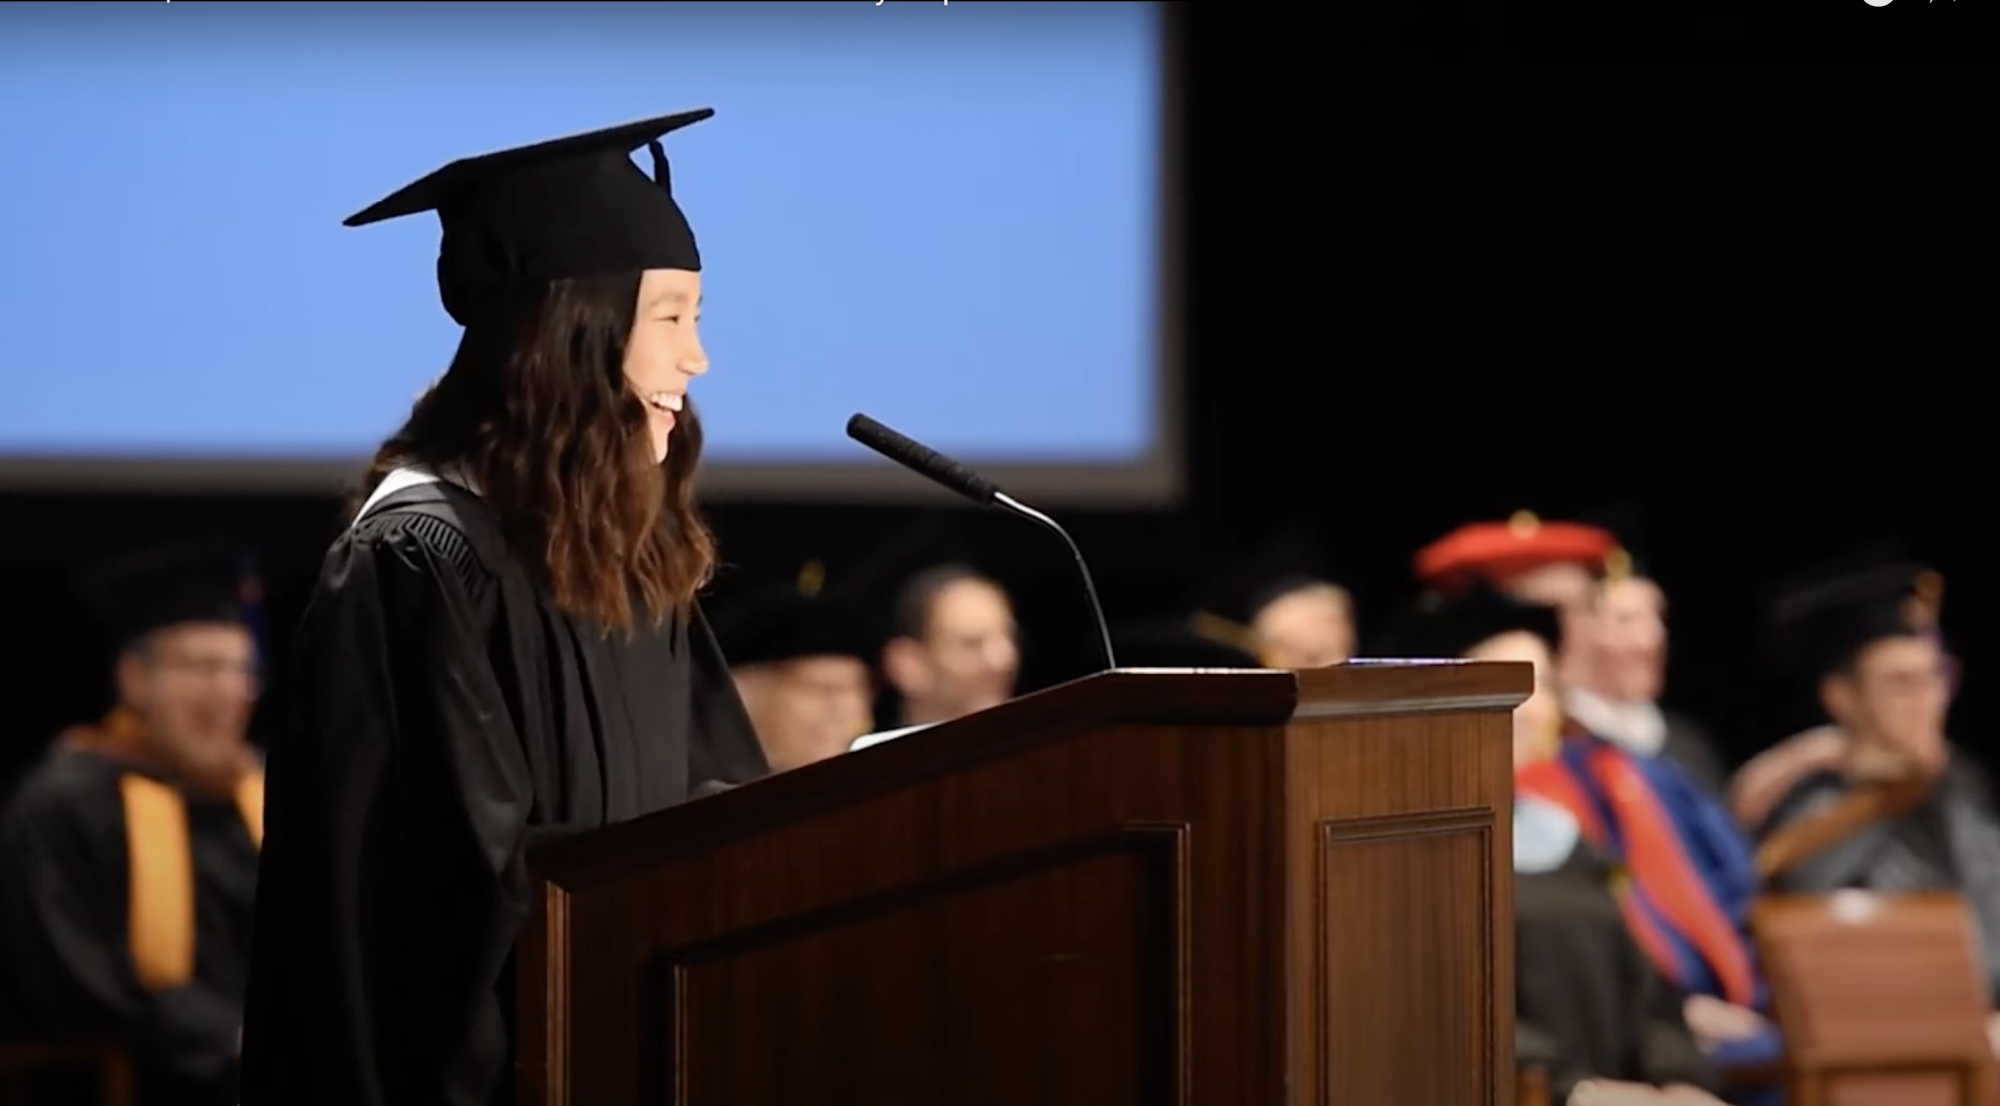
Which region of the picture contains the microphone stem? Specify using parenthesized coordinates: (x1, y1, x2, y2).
(993, 492, 1119, 672)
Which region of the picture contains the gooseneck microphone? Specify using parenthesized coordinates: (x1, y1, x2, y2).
(846, 413, 1119, 673)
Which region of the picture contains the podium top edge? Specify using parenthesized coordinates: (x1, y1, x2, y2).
(528, 661, 1530, 887)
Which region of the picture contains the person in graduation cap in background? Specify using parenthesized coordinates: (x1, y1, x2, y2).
(1724, 554, 1912, 833)
(239, 110, 767, 1106)
(796, 514, 1019, 736)
(1375, 588, 1725, 1106)
(1416, 512, 1728, 797)
(1754, 557, 2000, 1029)
(0, 545, 264, 1106)
(1192, 524, 1356, 670)
(712, 562, 877, 772)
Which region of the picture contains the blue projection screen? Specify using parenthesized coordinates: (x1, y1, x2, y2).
(0, 1, 1175, 503)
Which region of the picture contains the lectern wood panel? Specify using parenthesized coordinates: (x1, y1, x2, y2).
(537, 718, 1268, 1106)
(521, 664, 1528, 1106)
(657, 830, 1179, 1105)
(1318, 809, 1496, 1105)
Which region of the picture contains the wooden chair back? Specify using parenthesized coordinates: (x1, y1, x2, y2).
(1753, 891, 1995, 1106)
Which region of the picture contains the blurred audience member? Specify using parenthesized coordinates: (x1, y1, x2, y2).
(1376, 583, 1567, 769)
(1759, 558, 2000, 1020)
(1415, 512, 1615, 729)
(1196, 525, 1355, 669)
(881, 564, 1019, 726)
(0, 546, 264, 1106)
(1569, 570, 1729, 799)
(1416, 512, 1727, 795)
(1389, 578, 1779, 1091)
(1518, 806, 1725, 1106)
(713, 563, 876, 772)
(1245, 580, 1355, 669)
(1380, 588, 1725, 1104)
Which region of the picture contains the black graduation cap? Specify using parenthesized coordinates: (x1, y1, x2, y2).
(344, 109, 713, 327)
(1370, 583, 1562, 661)
(829, 513, 1003, 643)
(76, 543, 258, 651)
(1191, 522, 1345, 640)
(1111, 617, 1260, 669)
(710, 561, 875, 668)
(1767, 546, 1943, 681)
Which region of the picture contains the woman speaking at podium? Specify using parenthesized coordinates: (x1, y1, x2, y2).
(239, 109, 768, 1106)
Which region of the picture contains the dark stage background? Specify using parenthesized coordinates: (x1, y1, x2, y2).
(1, 2, 1991, 786)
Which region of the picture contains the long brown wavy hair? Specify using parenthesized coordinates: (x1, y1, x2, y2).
(357, 272, 716, 634)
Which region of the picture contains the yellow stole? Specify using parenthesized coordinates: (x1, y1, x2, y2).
(64, 709, 264, 991)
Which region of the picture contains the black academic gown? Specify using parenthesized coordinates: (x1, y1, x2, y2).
(1516, 845, 1714, 1101)
(238, 481, 767, 1106)
(1764, 753, 2000, 1004)
(0, 748, 258, 1106)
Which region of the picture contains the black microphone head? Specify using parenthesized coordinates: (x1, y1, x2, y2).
(845, 413, 891, 448)
(846, 413, 998, 506)
(847, 414, 1115, 671)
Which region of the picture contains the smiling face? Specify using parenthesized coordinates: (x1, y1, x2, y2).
(1589, 576, 1668, 703)
(118, 622, 259, 785)
(1823, 634, 1953, 776)
(734, 655, 877, 773)
(623, 268, 708, 463)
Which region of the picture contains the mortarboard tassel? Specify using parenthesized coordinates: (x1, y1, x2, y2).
(1905, 570, 1945, 635)
(797, 560, 826, 597)
(1190, 610, 1258, 657)
(1604, 547, 1634, 582)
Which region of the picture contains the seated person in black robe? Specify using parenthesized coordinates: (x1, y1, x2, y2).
(238, 110, 768, 1106)
(1518, 797, 1721, 1105)
(1377, 587, 1722, 1104)
(1759, 556, 2000, 1048)
(0, 545, 265, 1106)
(712, 565, 877, 772)
(1188, 524, 1356, 669)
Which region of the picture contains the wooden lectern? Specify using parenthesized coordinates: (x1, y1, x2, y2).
(518, 661, 1528, 1106)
